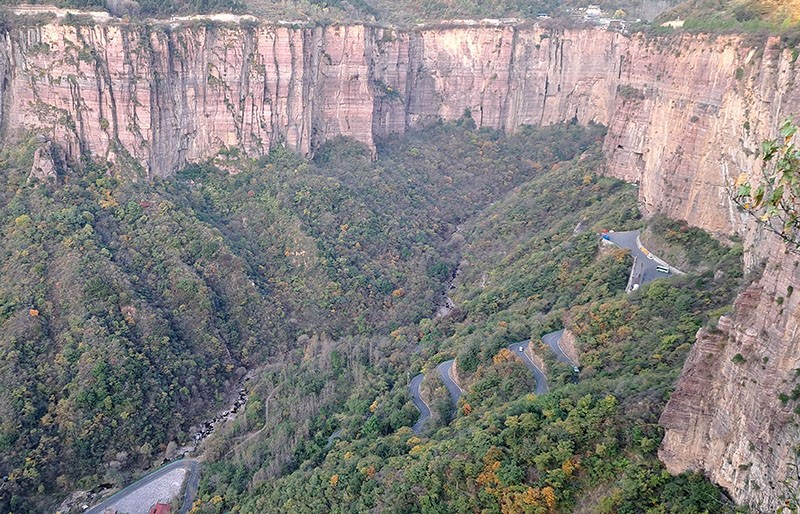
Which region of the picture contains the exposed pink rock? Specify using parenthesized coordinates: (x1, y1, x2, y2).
(28, 140, 64, 183)
(558, 328, 580, 366)
(6, 23, 798, 241)
(604, 33, 800, 238)
(0, 22, 631, 177)
(660, 236, 800, 512)
(524, 341, 549, 375)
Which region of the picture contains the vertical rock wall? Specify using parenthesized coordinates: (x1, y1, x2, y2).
(8, 22, 800, 241)
(605, 33, 800, 238)
(659, 234, 800, 513)
(0, 21, 632, 177)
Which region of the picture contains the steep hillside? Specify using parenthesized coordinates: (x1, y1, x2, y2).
(191, 136, 745, 514)
(658, 0, 800, 29)
(0, 121, 605, 513)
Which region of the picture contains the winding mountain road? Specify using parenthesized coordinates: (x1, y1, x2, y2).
(507, 341, 549, 395)
(409, 373, 432, 434)
(541, 329, 577, 368)
(437, 360, 463, 406)
(406, 229, 685, 430)
(324, 428, 343, 449)
(605, 230, 682, 291)
(85, 459, 199, 514)
(178, 461, 201, 514)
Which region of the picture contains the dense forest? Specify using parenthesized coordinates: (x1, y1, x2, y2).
(178, 123, 747, 513)
(0, 115, 751, 513)
(2, 119, 671, 512)
(0, 0, 791, 511)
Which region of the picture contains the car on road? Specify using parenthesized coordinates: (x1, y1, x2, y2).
(518, 346, 523, 352)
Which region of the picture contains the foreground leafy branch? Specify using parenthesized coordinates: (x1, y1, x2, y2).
(733, 119, 800, 249)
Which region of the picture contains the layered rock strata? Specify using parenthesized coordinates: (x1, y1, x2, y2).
(0, 21, 625, 177)
(3, 21, 798, 238)
(659, 234, 800, 512)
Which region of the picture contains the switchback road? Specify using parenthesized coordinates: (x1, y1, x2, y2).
(507, 341, 549, 395)
(409, 373, 432, 434)
(605, 230, 682, 291)
(541, 329, 577, 368)
(436, 360, 463, 406)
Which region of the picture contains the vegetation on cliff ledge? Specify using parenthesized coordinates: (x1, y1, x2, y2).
(734, 119, 800, 251)
(0, 0, 681, 23)
(658, 0, 800, 31)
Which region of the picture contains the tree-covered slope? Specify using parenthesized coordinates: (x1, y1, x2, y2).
(658, 0, 800, 29)
(186, 129, 747, 513)
(0, 121, 606, 513)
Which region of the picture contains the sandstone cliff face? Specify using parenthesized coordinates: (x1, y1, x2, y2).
(6, 21, 799, 238)
(604, 33, 800, 238)
(7, 22, 374, 177)
(599, 32, 800, 513)
(3, 16, 800, 511)
(0, 20, 629, 177)
(659, 235, 800, 513)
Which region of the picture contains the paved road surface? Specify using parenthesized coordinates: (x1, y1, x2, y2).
(606, 230, 661, 289)
(507, 341, 549, 395)
(409, 373, 432, 434)
(541, 330, 577, 367)
(86, 459, 199, 514)
(324, 428, 343, 450)
(436, 360, 463, 406)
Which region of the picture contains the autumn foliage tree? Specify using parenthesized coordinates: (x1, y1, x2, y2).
(734, 118, 800, 249)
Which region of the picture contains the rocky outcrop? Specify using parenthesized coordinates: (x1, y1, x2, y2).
(558, 328, 580, 366)
(450, 357, 463, 388)
(28, 139, 65, 183)
(659, 235, 800, 512)
(524, 343, 548, 375)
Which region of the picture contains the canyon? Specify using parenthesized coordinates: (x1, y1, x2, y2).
(4, 17, 797, 237)
(1, 13, 799, 511)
